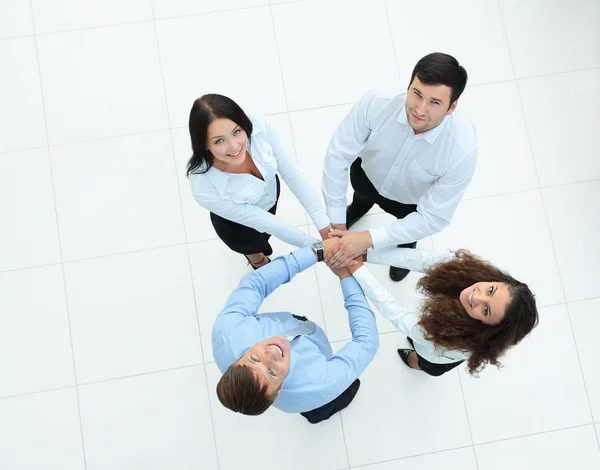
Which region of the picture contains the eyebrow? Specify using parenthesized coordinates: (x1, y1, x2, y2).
(210, 125, 239, 141)
(488, 285, 498, 318)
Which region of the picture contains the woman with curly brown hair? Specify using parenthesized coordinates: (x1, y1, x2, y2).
(333, 231, 539, 376)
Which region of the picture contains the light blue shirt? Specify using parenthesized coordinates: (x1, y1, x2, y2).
(212, 247, 379, 413)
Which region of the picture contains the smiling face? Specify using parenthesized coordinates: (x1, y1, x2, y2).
(459, 282, 512, 325)
(405, 76, 457, 134)
(206, 118, 249, 167)
(237, 335, 291, 397)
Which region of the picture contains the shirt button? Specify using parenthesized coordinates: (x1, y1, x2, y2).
(268, 151, 272, 156)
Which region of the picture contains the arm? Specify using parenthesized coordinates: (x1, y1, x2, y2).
(317, 276, 380, 403)
(193, 190, 318, 248)
(265, 119, 332, 236)
(365, 247, 455, 273)
(368, 149, 477, 248)
(322, 89, 375, 224)
(214, 247, 317, 331)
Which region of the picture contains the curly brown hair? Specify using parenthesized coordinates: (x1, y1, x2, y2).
(417, 250, 539, 375)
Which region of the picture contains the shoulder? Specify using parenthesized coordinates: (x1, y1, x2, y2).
(446, 109, 477, 155)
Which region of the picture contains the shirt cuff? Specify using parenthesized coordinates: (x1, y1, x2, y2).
(368, 227, 390, 250)
(327, 206, 347, 225)
(340, 276, 365, 299)
(309, 209, 331, 231)
(292, 246, 318, 270)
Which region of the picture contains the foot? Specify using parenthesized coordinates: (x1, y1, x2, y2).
(397, 348, 418, 369)
(332, 378, 361, 414)
(389, 241, 417, 282)
(346, 204, 368, 229)
(244, 254, 270, 270)
(389, 266, 410, 282)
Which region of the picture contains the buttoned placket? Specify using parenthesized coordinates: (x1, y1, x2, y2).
(380, 134, 417, 194)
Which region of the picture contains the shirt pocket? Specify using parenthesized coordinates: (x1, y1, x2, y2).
(225, 178, 264, 205)
(408, 160, 438, 195)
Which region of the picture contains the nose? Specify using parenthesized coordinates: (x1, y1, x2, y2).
(415, 102, 427, 116)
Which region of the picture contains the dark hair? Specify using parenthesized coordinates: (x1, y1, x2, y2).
(410, 52, 468, 106)
(186, 94, 253, 177)
(216, 363, 277, 415)
(417, 250, 539, 375)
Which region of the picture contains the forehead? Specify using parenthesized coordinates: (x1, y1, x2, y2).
(410, 76, 452, 102)
(207, 118, 238, 138)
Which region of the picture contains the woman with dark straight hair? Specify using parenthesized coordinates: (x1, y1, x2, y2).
(333, 231, 539, 376)
(187, 94, 332, 268)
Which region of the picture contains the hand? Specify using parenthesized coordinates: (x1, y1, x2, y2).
(331, 223, 347, 231)
(328, 265, 352, 280)
(348, 254, 364, 274)
(324, 230, 373, 268)
(319, 225, 334, 241)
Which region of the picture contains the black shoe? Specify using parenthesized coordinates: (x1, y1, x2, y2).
(346, 204, 368, 229)
(397, 349, 416, 368)
(332, 378, 361, 414)
(263, 242, 273, 257)
(389, 241, 417, 282)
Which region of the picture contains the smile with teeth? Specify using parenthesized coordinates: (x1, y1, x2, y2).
(228, 148, 243, 157)
(268, 344, 284, 358)
(468, 290, 474, 307)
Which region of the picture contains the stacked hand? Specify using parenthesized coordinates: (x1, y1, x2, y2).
(322, 237, 365, 279)
(324, 229, 372, 269)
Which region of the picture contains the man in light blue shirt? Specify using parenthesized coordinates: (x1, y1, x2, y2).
(212, 242, 379, 423)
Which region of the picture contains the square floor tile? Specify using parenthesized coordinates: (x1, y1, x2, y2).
(272, 0, 398, 110)
(569, 298, 600, 421)
(339, 332, 471, 466)
(500, 0, 600, 78)
(156, 8, 286, 128)
(289, 103, 356, 208)
(389, 0, 513, 85)
(37, 22, 168, 145)
(543, 180, 600, 302)
(459, 81, 538, 200)
(152, 0, 267, 18)
(476, 425, 600, 470)
(189, 234, 325, 362)
(0, 265, 74, 397)
(315, 213, 434, 342)
(0, 148, 61, 271)
(358, 448, 477, 470)
(461, 304, 591, 443)
(51, 131, 185, 261)
(205, 363, 348, 470)
(433, 190, 564, 307)
(171, 127, 219, 243)
(64, 246, 202, 383)
(0, 37, 46, 152)
(0, 0, 33, 38)
(0, 388, 85, 470)
(519, 69, 600, 187)
(79, 366, 217, 470)
(31, 0, 153, 33)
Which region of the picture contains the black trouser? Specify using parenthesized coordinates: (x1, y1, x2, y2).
(300, 380, 356, 423)
(407, 337, 464, 377)
(210, 175, 280, 255)
(350, 158, 417, 248)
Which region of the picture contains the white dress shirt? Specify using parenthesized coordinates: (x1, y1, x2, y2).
(322, 82, 477, 249)
(353, 247, 469, 364)
(190, 113, 330, 248)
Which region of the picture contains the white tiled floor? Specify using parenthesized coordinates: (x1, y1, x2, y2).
(1, 1, 599, 469)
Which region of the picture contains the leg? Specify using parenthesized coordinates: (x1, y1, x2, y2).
(300, 379, 361, 424)
(347, 158, 376, 228)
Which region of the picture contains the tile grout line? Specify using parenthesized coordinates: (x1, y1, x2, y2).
(149, 2, 222, 468)
(268, 0, 352, 462)
(383, 0, 402, 81)
(498, 0, 599, 449)
(457, 371, 480, 470)
(28, 1, 88, 468)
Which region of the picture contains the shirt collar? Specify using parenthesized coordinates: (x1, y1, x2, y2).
(203, 115, 265, 196)
(397, 105, 449, 144)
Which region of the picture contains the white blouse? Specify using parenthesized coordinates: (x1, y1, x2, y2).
(353, 247, 469, 364)
(190, 113, 330, 248)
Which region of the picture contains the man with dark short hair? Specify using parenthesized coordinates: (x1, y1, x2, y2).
(322, 52, 477, 282)
(212, 239, 378, 423)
